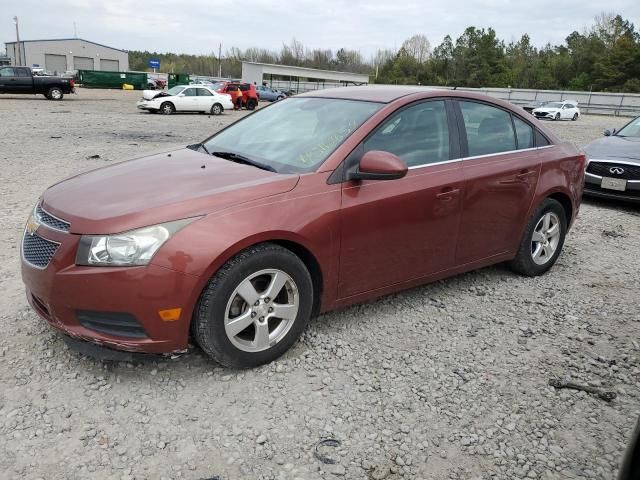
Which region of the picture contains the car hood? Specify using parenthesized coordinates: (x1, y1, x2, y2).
(533, 107, 560, 113)
(42, 148, 299, 235)
(584, 135, 640, 162)
(141, 90, 173, 101)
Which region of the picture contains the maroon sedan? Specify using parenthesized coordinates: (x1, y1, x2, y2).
(21, 87, 585, 367)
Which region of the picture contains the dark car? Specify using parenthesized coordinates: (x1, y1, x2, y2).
(583, 115, 640, 203)
(0, 66, 74, 100)
(21, 86, 584, 368)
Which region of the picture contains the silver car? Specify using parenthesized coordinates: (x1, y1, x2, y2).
(583, 115, 640, 203)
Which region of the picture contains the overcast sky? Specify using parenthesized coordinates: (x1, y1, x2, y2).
(1, 0, 639, 57)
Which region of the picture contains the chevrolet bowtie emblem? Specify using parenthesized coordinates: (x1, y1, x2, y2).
(25, 215, 40, 236)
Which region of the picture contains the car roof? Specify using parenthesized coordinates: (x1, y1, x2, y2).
(297, 85, 531, 106)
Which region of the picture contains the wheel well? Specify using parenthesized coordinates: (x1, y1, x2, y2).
(270, 240, 323, 317)
(548, 192, 573, 225)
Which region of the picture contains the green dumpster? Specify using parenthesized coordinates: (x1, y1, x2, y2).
(168, 73, 190, 89)
(78, 70, 148, 90)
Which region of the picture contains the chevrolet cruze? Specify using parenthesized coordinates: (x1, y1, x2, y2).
(21, 87, 585, 368)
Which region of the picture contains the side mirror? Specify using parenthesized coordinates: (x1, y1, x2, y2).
(347, 150, 408, 181)
(178, 93, 185, 97)
(604, 128, 616, 136)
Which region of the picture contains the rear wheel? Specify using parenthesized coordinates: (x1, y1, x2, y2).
(246, 98, 258, 110)
(192, 243, 313, 368)
(509, 198, 567, 277)
(47, 87, 63, 100)
(160, 102, 175, 115)
(572, 113, 579, 121)
(210, 103, 223, 115)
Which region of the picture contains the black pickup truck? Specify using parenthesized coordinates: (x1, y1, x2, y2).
(0, 66, 75, 100)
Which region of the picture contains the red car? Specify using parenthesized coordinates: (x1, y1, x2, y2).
(21, 87, 585, 368)
(215, 82, 259, 110)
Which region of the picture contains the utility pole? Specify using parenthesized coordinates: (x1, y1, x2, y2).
(218, 42, 222, 78)
(73, 21, 77, 38)
(13, 16, 21, 65)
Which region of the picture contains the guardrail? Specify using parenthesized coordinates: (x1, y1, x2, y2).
(429, 87, 640, 117)
(267, 80, 640, 117)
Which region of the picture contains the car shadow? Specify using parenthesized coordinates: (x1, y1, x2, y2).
(582, 196, 640, 215)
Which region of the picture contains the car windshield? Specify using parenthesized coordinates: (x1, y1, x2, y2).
(545, 102, 563, 109)
(167, 86, 185, 96)
(203, 97, 382, 174)
(616, 117, 640, 137)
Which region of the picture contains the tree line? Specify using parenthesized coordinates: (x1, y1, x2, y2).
(128, 13, 640, 92)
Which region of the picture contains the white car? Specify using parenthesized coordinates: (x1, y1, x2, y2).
(136, 85, 234, 115)
(532, 101, 580, 121)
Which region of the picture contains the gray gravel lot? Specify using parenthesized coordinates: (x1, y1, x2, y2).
(0, 89, 639, 480)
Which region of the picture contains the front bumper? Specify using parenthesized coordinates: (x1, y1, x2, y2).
(584, 172, 640, 204)
(533, 111, 556, 120)
(136, 100, 158, 110)
(21, 225, 201, 354)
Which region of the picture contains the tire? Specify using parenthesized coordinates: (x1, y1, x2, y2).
(509, 198, 567, 277)
(572, 113, 578, 121)
(276, 95, 284, 101)
(192, 243, 314, 368)
(246, 99, 257, 110)
(210, 103, 223, 115)
(554, 112, 560, 121)
(160, 102, 175, 115)
(47, 87, 63, 101)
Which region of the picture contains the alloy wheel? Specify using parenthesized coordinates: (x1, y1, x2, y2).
(224, 269, 299, 352)
(531, 212, 561, 265)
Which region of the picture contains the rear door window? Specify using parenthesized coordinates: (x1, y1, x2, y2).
(459, 101, 516, 156)
(512, 116, 534, 149)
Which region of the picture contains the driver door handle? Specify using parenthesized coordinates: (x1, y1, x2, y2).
(436, 187, 460, 201)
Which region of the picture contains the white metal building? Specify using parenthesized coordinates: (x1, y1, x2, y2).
(241, 62, 369, 93)
(5, 38, 129, 74)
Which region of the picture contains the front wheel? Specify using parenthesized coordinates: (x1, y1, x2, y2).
(554, 112, 560, 121)
(572, 113, 579, 121)
(192, 243, 313, 368)
(509, 198, 567, 277)
(160, 102, 175, 115)
(210, 103, 223, 115)
(47, 87, 63, 100)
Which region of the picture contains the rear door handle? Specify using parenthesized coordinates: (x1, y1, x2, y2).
(436, 187, 460, 201)
(515, 170, 536, 180)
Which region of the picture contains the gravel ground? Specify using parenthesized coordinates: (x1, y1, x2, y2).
(0, 89, 639, 480)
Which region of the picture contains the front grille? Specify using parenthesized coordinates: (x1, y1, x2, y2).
(22, 233, 59, 268)
(534, 111, 549, 117)
(77, 310, 148, 338)
(587, 161, 640, 181)
(36, 204, 70, 232)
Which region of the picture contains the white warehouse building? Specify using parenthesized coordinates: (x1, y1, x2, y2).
(5, 38, 129, 74)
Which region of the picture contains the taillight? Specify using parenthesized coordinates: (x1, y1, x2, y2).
(70, 78, 75, 87)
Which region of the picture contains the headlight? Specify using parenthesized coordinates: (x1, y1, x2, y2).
(75, 218, 196, 267)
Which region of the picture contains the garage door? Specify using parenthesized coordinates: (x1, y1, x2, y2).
(73, 56, 94, 71)
(44, 54, 67, 75)
(100, 59, 119, 71)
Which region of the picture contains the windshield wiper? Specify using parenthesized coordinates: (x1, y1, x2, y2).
(212, 151, 276, 173)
